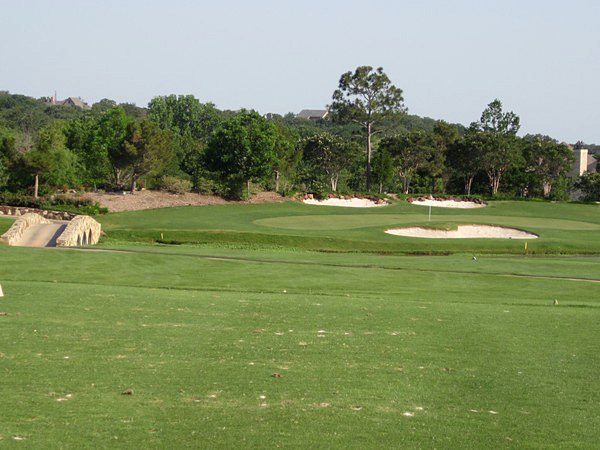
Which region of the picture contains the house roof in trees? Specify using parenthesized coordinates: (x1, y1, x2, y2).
(46, 95, 90, 109)
(60, 97, 90, 108)
(297, 109, 329, 120)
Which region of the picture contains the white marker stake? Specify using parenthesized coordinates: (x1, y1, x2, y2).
(428, 205, 432, 222)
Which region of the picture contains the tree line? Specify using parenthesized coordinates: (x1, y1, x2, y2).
(0, 67, 597, 201)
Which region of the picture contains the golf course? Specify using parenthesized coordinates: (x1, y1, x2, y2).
(1, 198, 599, 448)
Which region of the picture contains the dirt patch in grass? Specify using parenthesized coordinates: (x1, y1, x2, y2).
(85, 190, 287, 212)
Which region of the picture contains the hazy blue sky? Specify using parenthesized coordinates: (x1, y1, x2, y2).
(2, 0, 598, 143)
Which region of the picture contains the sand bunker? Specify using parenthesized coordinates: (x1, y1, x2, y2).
(303, 198, 387, 208)
(385, 225, 538, 239)
(410, 199, 485, 208)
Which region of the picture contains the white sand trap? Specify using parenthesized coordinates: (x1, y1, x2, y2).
(411, 199, 485, 208)
(385, 225, 538, 239)
(303, 198, 387, 208)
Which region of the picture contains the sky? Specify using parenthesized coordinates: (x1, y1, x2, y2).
(1, 0, 599, 143)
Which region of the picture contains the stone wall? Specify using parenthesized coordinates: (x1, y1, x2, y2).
(0, 213, 51, 246)
(56, 215, 102, 247)
(0, 205, 76, 221)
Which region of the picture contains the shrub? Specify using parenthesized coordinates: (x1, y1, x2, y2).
(195, 177, 218, 195)
(160, 176, 192, 195)
(310, 181, 330, 200)
(51, 193, 95, 207)
(575, 172, 600, 202)
(0, 191, 107, 215)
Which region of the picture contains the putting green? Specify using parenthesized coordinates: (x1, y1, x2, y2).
(254, 214, 600, 231)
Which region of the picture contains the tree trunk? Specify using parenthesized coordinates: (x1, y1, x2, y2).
(403, 174, 410, 194)
(330, 174, 338, 192)
(490, 176, 500, 195)
(465, 175, 474, 195)
(130, 173, 138, 194)
(366, 122, 372, 192)
(543, 181, 552, 197)
(379, 181, 383, 194)
(34, 174, 39, 199)
(114, 168, 122, 189)
(247, 179, 251, 200)
(275, 170, 280, 192)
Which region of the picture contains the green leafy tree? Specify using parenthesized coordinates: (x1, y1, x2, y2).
(180, 135, 208, 190)
(447, 131, 484, 195)
(0, 125, 19, 167)
(0, 126, 31, 191)
(148, 95, 222, 186)
(91, 98, 117, 115)
(478, 99, 520, 135)
(575, 172, 600, 201)
(204, 111, 277, 199)
(480, 132, 522, 195)
(522, 135, 574, 197)
(372, 148, 394, 194)
(119, 103, 147, 120)
(381, 131, 435, 194)
(272, 123, 301, 193)
(301, 133, 359, 192)
(25, 122, 80, 196)
(114, 120, 175, 192)
(148, 95, 221, 141)
(471, 99, 521, 195)
(431, 121, 460, 193)
(0, 92, 50, 135)
(0, 158, 8, 189)
(329, 66, 405, 191)
(97, 107, 133, 187)
(64, 116, 110, 188)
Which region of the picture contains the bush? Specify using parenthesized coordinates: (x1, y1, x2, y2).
(0, 191, 107, 215)
(195, 177, 219, 195)
(160, 176, 192, 194)
(51, 193, 95, 207)
(310, 181, 330, 200)
(575, 172, 600, 201)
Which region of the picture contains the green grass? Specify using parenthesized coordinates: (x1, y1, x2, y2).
(96, 200, 600, 254)
(2, 200, 600, 447)
(0, 217, 12, 235)
(255, 213, 598, 230)
(1, 245, 600, 447)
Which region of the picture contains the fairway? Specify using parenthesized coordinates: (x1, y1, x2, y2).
(1, 200, 600, 447)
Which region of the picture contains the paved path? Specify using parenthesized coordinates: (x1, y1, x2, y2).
(15, 221, 68, 247)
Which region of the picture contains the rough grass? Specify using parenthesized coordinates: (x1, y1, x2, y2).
(1, 245, 600, 447)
